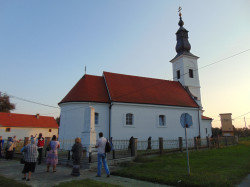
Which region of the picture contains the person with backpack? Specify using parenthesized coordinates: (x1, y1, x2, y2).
(37, 133, 44, 164)
(95, 132, 110, 177)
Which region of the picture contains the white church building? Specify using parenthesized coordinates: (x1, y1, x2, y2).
(58, 13, 212, 149)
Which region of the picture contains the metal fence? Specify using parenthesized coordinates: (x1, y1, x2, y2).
(0, 136, 238, 166)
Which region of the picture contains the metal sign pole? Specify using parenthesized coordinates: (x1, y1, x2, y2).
(181, 113, 192, 176)
(185, 126, 190, 175)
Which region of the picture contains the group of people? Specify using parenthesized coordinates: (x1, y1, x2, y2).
(0, 132, 111, 181)
(20, 134, 60, 181)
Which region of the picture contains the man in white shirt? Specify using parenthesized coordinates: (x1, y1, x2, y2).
(95, 132, 110, 177)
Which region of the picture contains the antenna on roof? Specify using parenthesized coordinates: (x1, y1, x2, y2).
(84, 66, 87, 75)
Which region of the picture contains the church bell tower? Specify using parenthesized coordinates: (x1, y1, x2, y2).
(170, 9, 202, 107)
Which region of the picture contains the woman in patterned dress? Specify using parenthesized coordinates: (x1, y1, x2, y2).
(46, 135, 60, 172)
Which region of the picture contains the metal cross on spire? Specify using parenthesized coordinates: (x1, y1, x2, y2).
(178, 6, 182, 17)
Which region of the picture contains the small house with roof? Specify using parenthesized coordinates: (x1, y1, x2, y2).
(0, 112, 59, 140)
(58, 13, 212, 149)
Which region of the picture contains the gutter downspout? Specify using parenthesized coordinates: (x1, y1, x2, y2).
(198, 107, 201, 137)
(108, 102, 113, 139)
(103, 72, 112, 140)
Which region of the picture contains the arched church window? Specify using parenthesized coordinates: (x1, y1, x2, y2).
(126, 113, 133, 125)
(95, 112, 99, 125)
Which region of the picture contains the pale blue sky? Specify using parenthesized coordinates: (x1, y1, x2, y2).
(0, 0, 249, 128)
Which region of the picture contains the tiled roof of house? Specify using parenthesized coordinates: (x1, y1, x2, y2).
(59, 74, 110, 104)
(59, 71, 199, 108)
(0, 112, 58, 128)
(202, 115, 213, 120)
(103, 72, 199, 108)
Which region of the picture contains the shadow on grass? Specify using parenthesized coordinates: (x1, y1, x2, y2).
(0, 175, 30, 187)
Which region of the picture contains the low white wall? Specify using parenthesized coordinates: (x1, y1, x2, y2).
(0, 127, 58, 140)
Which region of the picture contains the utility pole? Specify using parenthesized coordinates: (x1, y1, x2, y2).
(244, 117, 247, 128)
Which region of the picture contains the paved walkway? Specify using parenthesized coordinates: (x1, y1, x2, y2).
(0, 159, 169, 187)
(238, 174, 250, 187)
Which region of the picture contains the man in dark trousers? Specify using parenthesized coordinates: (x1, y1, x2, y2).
(37, 133, 44, 164)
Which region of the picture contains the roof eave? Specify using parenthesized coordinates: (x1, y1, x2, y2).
(59, 100, 110, 106)
(110, 101, 199, 108)
(170, 52, 199, 63)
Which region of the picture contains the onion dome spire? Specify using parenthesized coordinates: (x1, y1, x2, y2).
(175, 9, 191, 55)
(170, 7, 198, 61)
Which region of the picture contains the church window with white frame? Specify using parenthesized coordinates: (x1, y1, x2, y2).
(126, 113, 133, 125)
(159, 115, 166, 126)
(95, 112, 99, 125)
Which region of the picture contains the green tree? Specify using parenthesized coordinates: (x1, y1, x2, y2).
(56, 116, 60, 126)
(212, 127, 222, 137)
(0, 93, 15, 112)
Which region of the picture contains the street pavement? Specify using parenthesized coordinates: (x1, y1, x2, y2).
(0, 159, 169, 187)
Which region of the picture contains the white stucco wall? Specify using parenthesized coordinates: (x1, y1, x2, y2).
(59, 101, 209, 147)
(172, 56, 200, 88)
(110, 102, 200, 140)
(200, 119, 212, 138)
(171, 55, 202, 106)
(59, 102, 110, 142)
(0, 127, 58, 140)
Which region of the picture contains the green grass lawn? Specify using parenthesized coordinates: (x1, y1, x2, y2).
(113, 137, 250, 187)
(56, 179, 121, 187)
(0, 175, 30, 187)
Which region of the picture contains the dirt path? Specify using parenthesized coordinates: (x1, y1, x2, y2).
(0, 159, 170, 187)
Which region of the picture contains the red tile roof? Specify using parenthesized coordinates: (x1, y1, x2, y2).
(0, 112, 58, 128)
(59, 75, 110, 104)
(202, 115, 213, 120)
(103, 72, 198, 108)
(59, 72, 199, 108)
